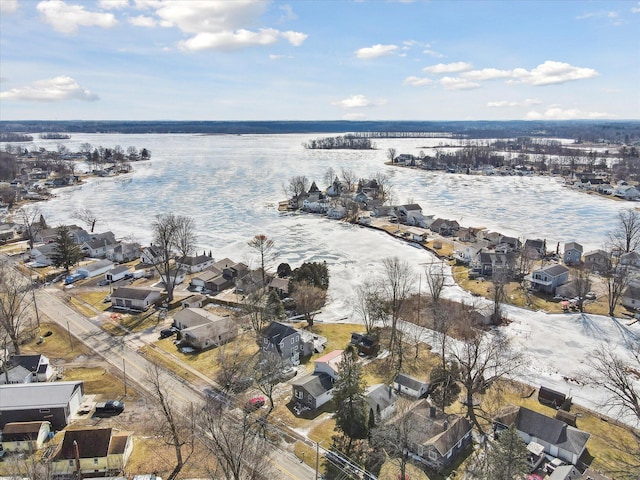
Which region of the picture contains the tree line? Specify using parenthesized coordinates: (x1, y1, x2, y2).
(303, 135, 375, 150)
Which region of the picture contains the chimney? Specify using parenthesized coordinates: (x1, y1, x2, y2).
(443, 420, 449, 431)
(388, 385, 392, 398)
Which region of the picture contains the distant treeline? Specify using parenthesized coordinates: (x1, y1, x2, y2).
(303, 135, 375, 150)
(1, 120, 639, 143)
(1, 132, 34, 142)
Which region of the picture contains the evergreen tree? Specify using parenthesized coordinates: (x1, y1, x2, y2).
(474, 425, 529, 480)
(332, 347, 369, 453)
(290, 261, 329, 291)
(52, 225, 83, 271)
(264, 290, 285, 320)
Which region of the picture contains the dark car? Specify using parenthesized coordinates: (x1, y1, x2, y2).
(159, 328, 175, 339)
(95, 399, 125, 416)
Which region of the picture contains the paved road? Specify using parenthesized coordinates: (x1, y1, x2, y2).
(35, 287, 316, 480)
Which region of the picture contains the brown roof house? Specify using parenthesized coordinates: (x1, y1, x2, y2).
(1, 420, 51, 452)
(402, 400, 473, 472)
(173, 307, 238, 351)
(50, 427, 133, 477)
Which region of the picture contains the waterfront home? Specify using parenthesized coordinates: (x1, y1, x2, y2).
(613, 184, 640, 200)
(175, 254, 215, 273)
(372, 205, 393, 217)
(583, 249, 610, 271)
(525, 264, 570, 294)
(302, 197, 330, 213)
(524, 238, 546, 259)
(50, 427, 133, 477)
(493, 406, 591, 466)
(406, 227, 428, 242)
(140, 245, 162, 265)
(35, 225, 90, 244)
(327, 205, 347, 219)
(429, 218, 460, 236)
(268, 277, 290, 298)
(1, 421, 51, 452)
(469, 250, 516, 278)
(106, 241, 140, 263)
(173, 307, 238, 350)
(395, 204, 426, 227)
(563, 242, 583, 265)
(110, 287, 162, 311)
(81, 236, 119, 258)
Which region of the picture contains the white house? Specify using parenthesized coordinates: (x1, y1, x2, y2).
(1, 421, 52, 452)
(76, 259, 115, 279)
(105, 265, 131, 283)
(327, 205, 347, 219)
(111, 287, 162, 311)
(29, 243, 56, 267)
(175, 254, 215, 274)
(396, 204, 426, 227)
(312, 350, 344, 380)
(140, 246, 162, 265)
(160, 269, 186, 286)
(393, 373, 430, 399)
(613, 184, 640, 200)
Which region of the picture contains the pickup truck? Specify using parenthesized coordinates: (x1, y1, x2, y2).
(64, 273, 86, 285)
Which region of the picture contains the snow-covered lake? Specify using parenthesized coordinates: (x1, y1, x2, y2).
(8, 133, 639, 424)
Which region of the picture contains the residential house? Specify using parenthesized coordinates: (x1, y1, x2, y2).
(596, 183, 614, 195)
(261, 321, 313, 365)
(0, 381, 84, 429)
(458, 227, 484, 243)
(326, 177, 345, 197)
(406, 227, 428, 242)
(35, 225, 89, 245)
(105, 265, 131, 283)
(583, 250, 610, 271)
(290, 373, 334, 411)
(395, 204, 425, 227)
(469, 250, 515, 278)
(80, 232, 118, 258)
(2, 354, 55, 384)
(160, 268, 186, 286)
(524, 239, 546, 259)
(429, 218, 460, 237)
(538, 386, 567, 409)
(393, 373, 430, 399)
(365, 384, 397, 425)
(175, 254, 215, 273)
(140, 245, 162, 265)
(403, 401, 473, 472)
(302, 197, 330, 213)
(106, 241, 140, 263)
(621, 284, 640, 310)
(1, 421, 51, 452)
(620, 251, 640, 268)
(349, 332, 380, 356)
(372, 205, 393, 218)
(493, 406, 591, 465)
(0, 364, 32, 384)
(75, 259, 115, 279)
(181, 294, 206, 309)
(327, 205, 347, 219)
(313, 350, 344, 378)
(500, 236, 522, 251)
(50, 427, 133, 477)
(525, 264, 570, 294)
(173, 307, 238, 350)
(563, 242, 583, 265)
(453, 246, 481, 265)
(110, 287, 162, 311)
(29, 243, 57, 267)
(613, 184, 640, 200)
(268, 277, 290, 298)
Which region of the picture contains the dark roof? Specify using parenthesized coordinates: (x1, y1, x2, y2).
(263, 321, 298, 344)
(564, 242, 583, 252)
(291, 373, 333, 398)
(401, 203, 422, 211)
(540, 264, 569, 277)
(8, 354, 44, 373)
(55, 428, 112, 459)
(178, 255, 212, 266)
(1, 421, 49, 441)
(365, 384, 397, 412)
(525, 238, 545, 249)
(394, 373, 427, 392)
(495, 406, 590, 457)
(111, 287, 159, 300)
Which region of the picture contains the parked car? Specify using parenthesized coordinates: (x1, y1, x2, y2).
(244, 396, 265, 411)
(159, 328, 175, 339)
(64, 273, 85, 285)
(95, 399, 125, 416)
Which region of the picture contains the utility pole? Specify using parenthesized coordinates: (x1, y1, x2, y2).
(67, 320, 73, 351)
(123, 357, 127, 397)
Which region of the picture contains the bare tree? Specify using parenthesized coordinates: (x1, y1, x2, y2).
(0, 260, 35, 355)
(291, 282, 326, 327)
(239, 290, 268, 337)
(448, 328, 524, 434)
(386, 147, 397, 163)
(17, 207, 46, 249)
(201, 405, 273, 480)
(353, 280, 387, 334)
(582, 342, 640, 427)
(146, 362, 196, 480)
(216, 343, 253, 393)
(373, 171, 393, 204)
(254, 353, 289, 417)
(151, 214, 196, 302)
(341, 167, 357, 193)
(381, 257, 415, 361)
(424, 261, 446, 307)
(603, 255, 630, 316)
(247, 234, 276, 289)
(284, 175, 309, 208)
(490, 271, 508, 324)
(572, 265, 592, 312)
(324, 167, 336, 189)
(74, 207, 99, 233)
(609, 209, 640, 253)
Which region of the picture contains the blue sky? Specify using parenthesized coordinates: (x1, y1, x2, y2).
(1, 0, 639, 121)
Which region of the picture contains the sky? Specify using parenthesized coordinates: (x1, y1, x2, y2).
(0, 0, 639, 121)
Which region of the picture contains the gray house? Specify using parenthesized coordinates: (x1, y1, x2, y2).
(621, 284, 640, 310)
(525, 264, 570, 294)
(173, 307, 238, 350)
(261, 322, 306, 365)
(393, 373, 430, 399)
(111, 287, 162, 311)
(0, 381, 85, 429)
(365, 384, 398, 425)
(563, 242, 583, 265)
(290, 373, 334, 411)
(583, 250, 610, 271)
(493, 406, 591, 465)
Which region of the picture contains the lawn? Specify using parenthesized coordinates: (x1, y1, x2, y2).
(62, 366, 134, 398)
(21, 322, 92, 361)
(73, 290, 111, 312)
(100, 309, 163, 336)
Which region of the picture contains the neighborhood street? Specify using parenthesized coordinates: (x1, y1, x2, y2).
(34, 287, 316, 480)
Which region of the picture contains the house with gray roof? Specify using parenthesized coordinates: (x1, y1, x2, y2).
(365, 384, 397, 425)
(0, 381, 84, 429)
(393, 373, 430, 399)
(173, 307, 238, 350)
(75, 259, 115, 279)
(583, 249, 610, 272)
(493, 406, 591, 465)
(2, 354, 55, 384)
(525, 264, 570, 294)
(110, 287, 162, 311)
(175, 254, 215, 273)
(563, 242, 583, 265)
(621, 283, 640, 310)
(290, 373, 334, 411)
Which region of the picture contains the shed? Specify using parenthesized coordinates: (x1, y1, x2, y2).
(393, 373, 430, 398)
(1, 420, 51, 452)
(538, 385, 567, 408)
(105, 265, 131, 282)
(76, 259, 115, 278)
(111, 287, 162, 311)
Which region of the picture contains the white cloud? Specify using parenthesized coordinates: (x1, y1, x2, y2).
(439, 77, 480, 90)
(144, 1, 307, 51)
(487, 99, 542, 108)
(460, 61, 598, 86)
(179, 28, 306, 52)
(576, 9, 624, 25)
(128, 14, 156, 27)
(403, 76, 433, 87)
(99, 0, 129, 9)
(525, 107, 613, 120)
(279, 4, 297, 22)
(423, 62, 472, 74)
(269, 54, 292, 60)
(632, 2, 640, 13)
(334, 95, 371, 108)
(0, 0, 19, 13)
(422, 49, 444, 58)
(0, 76, 99, 102)
(37, 0, 117, 34)
(355, 44, 398, 59)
